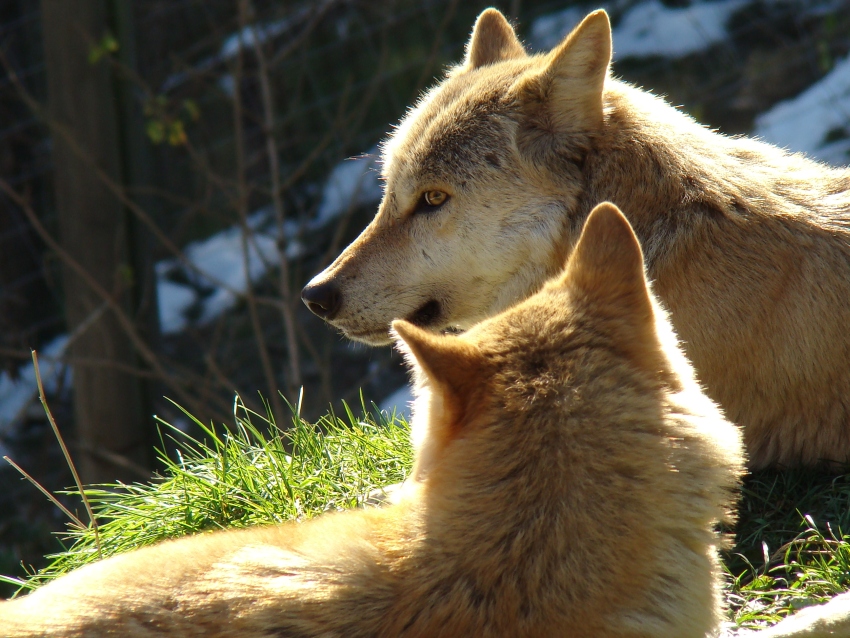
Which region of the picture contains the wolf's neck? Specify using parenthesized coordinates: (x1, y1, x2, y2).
(416, 429, 576, 581)
(581, 79, 847, 268)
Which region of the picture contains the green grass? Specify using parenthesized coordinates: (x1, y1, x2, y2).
(1, 393, 411, 593)
(725, 469, 850, 628)
(2, 393, 849, 632)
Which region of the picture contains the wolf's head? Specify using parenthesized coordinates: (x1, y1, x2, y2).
(302, 9, 612, 344)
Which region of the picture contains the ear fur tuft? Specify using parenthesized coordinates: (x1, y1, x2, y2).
(465, 8, 526, 70)
(561, 203, 686, 386)
(565, 202, 644, 285)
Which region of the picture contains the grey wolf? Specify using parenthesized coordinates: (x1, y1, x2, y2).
(301, 8, 850, 470)
(1, 203, 743, 637)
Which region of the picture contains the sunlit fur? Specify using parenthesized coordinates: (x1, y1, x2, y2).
(305, 9, 850, 469)
(751, 590, 850, 637)
(2, 204, 744, 637)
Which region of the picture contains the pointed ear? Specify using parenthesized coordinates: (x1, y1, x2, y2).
(464, 8, 526, 70)
(392, 320, 482, 400)
(391, 321, 486, 482)
(562, 202, 653, 325)
(562, 203, 685, 387)
(514, 10, 611, 146)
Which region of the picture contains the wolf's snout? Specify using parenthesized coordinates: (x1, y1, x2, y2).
(301, 280, 342, 320)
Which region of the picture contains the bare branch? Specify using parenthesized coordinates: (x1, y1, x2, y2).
(248, 0, 302, 397)
(0, 179, 216, 422)
(233, 0, 286, 424)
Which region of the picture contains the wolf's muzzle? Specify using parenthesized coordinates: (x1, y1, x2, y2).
(301, 280, 342, 320)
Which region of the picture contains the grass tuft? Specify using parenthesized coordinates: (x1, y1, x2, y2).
(3, 393, 411, 594)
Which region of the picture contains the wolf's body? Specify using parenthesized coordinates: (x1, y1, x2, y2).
(302, 9, 850, 469)
(2, 204, 744, 637)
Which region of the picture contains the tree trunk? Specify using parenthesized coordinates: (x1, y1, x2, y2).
(41, 0, 154, 484)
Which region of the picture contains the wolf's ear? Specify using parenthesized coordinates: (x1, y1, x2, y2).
(562, 202, 653, 327)
(392, 320, 482, 396)
(514, 10, 611, 141)
(392, 320, 483, 422)
(464, 9, 526, 70)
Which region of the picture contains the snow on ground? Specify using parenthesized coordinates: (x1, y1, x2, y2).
(218, 19, 291, 61)
(157, 210, 280, 334)
(315, 149, 382, 226)
(613, 0, 746, 59)
(528, 7, 586, 51)
(0, 335, 71, 440)
(157, 279, 197, 336)
(189, 217, 278, 325)
(0, 144, 384, 432)
(530, 0, 746, 58)
(157, 146, 380, 335)
(754, 54, 850, 165)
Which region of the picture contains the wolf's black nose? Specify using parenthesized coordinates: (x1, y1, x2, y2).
(301, 281, 342, 319)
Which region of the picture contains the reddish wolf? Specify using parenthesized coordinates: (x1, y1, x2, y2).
(1, 204, 744, 637)
(302, 9, 850, 469)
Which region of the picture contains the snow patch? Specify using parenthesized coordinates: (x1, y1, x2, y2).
(217, 74, 236, 97)
(0, 335, 71, 432)
(161, 12, 304, 93)
(528, 7, 586, 51)
(156, 210, 281, 334)
(154, 143, 383, 336)
(192, 222, 278, 325)
(530, 0, 746, 59)
(157, 280, 197, 335)
(219, 19, 291, 61)
(754, 54, 850, 165)
(615, 0, 746, 59)
(316, 150, 383, 226)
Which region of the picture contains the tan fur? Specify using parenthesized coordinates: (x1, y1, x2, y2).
(1, 204, 744, 637)
(747, 590, 850, 637)
(303, 9, 850, 469)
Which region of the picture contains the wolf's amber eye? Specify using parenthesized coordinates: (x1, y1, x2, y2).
(412, 190, 450, 215)
(423, 190, 448, 207)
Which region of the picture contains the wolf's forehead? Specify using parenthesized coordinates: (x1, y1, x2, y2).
(386, 79, 515, 182)
(421, 105, 509, 174)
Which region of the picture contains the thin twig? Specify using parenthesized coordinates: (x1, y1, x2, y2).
(412, 0, 461, 95)
(249, 0, 302, 397)
(233, 0, 286, 426)
(0, 50, 246, 301)
(0, 301, 107, 431)
(32, 350, 102, 557)
(268, 0, 339, 68)
(0, 179, 221, 423)
(3, 456, 86, 530)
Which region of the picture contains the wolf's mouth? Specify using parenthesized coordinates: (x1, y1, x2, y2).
(407, 299, 442, 328)
(344, 327, 394, 346)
